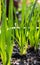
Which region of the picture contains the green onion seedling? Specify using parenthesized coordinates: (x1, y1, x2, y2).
(1, 0, 14, 65)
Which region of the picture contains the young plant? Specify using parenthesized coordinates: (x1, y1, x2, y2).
(15, 0, 28, 55)
(29, 0, 39, 49)
(6, 0, 14, 65)
(34, 4, 40, 49)
(15, 22, 28, 55)
(1, 0, 14, 65)
(1, 0, 7, 65)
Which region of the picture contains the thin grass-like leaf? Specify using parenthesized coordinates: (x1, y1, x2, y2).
(1, 0, 7, 65)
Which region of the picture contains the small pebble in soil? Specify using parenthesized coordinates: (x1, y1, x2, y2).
(34, 60, 37, 64)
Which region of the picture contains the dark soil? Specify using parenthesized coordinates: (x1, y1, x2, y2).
(0, 45, 40, 65)
(11, 45, 40, 65)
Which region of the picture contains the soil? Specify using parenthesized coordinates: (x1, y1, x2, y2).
(0, 45, 40, 65)
(11, 46, 40, 65)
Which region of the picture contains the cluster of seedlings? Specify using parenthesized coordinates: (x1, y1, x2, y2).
(0, 0, 40, 65)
